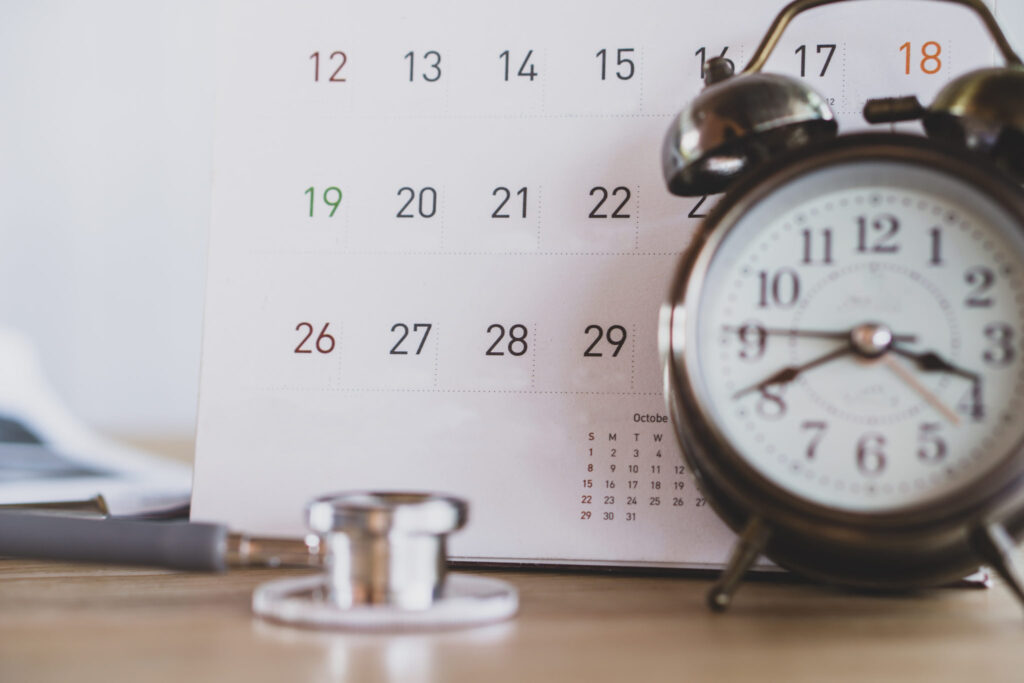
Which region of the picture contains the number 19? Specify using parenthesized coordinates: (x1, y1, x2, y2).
(305, 186, 343, 217)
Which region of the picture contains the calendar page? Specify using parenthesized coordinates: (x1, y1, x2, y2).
(194, 0, 1003, 568)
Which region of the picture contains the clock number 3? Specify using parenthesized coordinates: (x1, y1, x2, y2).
(983, 323, 1016, 366)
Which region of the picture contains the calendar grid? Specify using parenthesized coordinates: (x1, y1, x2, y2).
(195, 0, 1006, 564)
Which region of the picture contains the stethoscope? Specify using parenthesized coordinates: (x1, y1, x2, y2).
(0, 491, 518, 630)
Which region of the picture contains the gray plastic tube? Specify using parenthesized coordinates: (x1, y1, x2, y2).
(0, 512, 228, 571)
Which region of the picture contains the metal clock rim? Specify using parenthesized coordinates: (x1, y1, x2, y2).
(664, 132, 1024, 538)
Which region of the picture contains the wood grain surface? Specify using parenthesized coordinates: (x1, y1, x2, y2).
(1, 557, 1023, 683)
(4, 438, 1017, 682)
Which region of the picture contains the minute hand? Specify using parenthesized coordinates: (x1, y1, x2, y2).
(723, 326, 917, 344)
(733, 346, 850, 399)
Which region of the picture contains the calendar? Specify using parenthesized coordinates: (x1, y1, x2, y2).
(193, 0, 1004, 568)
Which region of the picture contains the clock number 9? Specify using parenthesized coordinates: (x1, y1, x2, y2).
(583, 325, 627, 357)
(736, 322, 767, 361)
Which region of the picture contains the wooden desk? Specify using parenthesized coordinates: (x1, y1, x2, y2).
(2, 557, 1023, 682)
(4, 438, 1023, 681)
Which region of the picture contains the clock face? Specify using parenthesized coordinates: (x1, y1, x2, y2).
(685, 157, 1024, 514)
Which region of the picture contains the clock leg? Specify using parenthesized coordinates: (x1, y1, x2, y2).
(707, 516, 770, 612)
(970, 522, 1024, 612)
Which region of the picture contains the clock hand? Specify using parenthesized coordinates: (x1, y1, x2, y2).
(732, 345, 850, 399)
(880, 355, 961, 426)
(888, 346, 979, 382)
(722, 325, 918, 344)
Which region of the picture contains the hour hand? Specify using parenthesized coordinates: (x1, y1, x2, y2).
(890, 347, 979, 381)
(732, 346, 850, 399)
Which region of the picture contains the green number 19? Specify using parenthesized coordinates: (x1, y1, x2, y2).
(305, 186, 343, 217)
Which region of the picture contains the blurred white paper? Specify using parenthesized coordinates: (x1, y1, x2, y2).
(0, 329, 191, 515)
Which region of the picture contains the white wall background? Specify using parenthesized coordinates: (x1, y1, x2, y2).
(0, 1, 1020, 437)
(0, 1, 215, 436)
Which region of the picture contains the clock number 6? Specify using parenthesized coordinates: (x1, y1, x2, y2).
(856, 433, 886, 476)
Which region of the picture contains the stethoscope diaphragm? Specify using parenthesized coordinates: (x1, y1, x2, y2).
(251, 491, 518, 630)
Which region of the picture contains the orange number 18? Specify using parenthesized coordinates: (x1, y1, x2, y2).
(899, 41, 942, 75)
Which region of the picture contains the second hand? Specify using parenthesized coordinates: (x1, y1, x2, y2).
(881, 355, 961, 426)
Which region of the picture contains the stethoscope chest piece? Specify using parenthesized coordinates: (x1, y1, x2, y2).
(252, 492, 518, 630)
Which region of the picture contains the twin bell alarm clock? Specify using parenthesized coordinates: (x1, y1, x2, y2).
(660, 0, 1024, 611)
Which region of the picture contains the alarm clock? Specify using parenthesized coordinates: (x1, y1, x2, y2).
(661, 0, 1024, 611)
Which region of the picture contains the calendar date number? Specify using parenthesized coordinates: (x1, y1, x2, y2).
(294, 323, 336, 354)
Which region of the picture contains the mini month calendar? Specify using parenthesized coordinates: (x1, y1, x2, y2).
(194, 0, 1005, 568)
